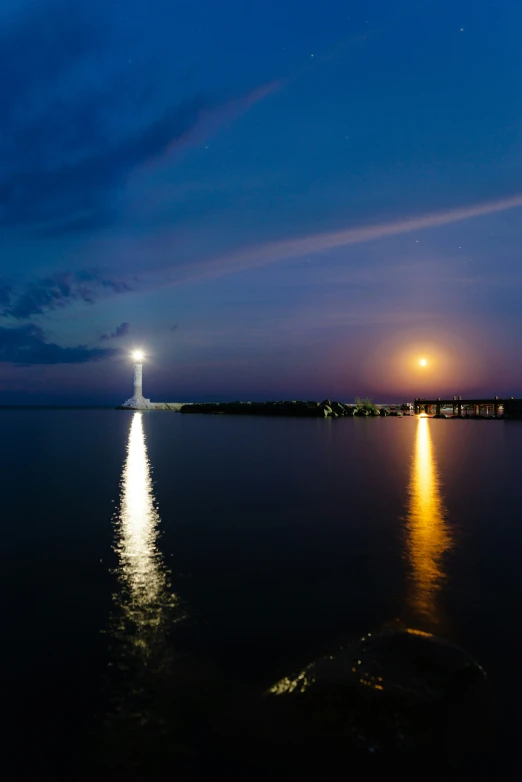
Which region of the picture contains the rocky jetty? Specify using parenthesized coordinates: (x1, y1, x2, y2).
(150, 402, 184, 411)
(179, 400, 381, 418)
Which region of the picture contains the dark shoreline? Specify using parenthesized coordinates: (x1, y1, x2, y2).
(177, 402, 506, 419)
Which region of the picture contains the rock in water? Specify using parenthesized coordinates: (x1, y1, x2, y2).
(259, 627, 494, 767)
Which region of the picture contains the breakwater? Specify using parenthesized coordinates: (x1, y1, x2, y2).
(178, 400, 379, 417)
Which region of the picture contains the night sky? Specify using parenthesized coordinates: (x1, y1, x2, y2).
(2, 0, 522, 404)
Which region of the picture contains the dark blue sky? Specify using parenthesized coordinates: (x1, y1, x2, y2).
(2, 0, 522, 403)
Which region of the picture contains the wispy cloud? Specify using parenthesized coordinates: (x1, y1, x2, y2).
(0, 270, 134, 319)
(100, 322, 130, 341)
(1, 86, 278, 234)
(0, 323, 117, 364)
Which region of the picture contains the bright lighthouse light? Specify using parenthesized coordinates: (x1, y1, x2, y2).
(132, 351, 145, 362)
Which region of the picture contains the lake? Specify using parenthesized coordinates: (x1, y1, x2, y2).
(2, 410, 522, 778)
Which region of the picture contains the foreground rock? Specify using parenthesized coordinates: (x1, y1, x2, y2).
(178, 400, 380, 417)
(255, 626, 495, 765)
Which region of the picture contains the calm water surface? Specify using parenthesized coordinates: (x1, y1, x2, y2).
(2, 410, 522, 776)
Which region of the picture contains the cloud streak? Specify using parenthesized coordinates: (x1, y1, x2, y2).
(181, 191, 522, 280)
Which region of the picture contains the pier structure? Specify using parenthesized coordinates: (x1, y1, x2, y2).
(413, 396, 522, 418)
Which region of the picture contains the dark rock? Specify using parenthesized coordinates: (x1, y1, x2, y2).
(261, 626, 495, 763)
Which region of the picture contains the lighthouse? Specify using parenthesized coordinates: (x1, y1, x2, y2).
(121, 350, 153, 408)
(133, 351, 144, 399)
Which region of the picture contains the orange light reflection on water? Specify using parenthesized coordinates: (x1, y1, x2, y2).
(406, 416, 451, 625)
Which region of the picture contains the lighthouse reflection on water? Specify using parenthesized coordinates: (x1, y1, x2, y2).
(111, 412, 177, 680)
(406, 415, 452, 626)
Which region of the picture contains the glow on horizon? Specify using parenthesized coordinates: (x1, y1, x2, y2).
(419, 358, 427, 367)
(361, 325, 488, 398)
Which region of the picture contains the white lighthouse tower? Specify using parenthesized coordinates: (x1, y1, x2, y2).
(121, 350, 153, 409)
(133, 356, 143, 399)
